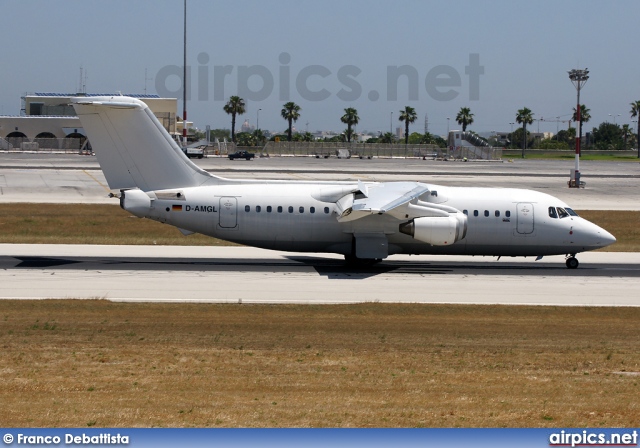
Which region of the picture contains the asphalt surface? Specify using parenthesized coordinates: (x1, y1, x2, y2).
(1, 152, 639, 209)
(1, 245, 638, 305)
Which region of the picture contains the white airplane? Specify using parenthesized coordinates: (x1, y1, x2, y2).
(71, 96, 616, 269)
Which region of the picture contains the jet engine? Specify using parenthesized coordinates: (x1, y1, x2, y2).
(120, 188, 151, 218)
(399, 214, 467, 246)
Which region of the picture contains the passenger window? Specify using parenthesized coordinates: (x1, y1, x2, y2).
(473, 210, 478, 217)
(288, 206, 294, 213)
(310, 207, 315, 214)
(557, 207, 569, 219)
(506, 210, 511, 218)
(267, 206, 272, 213)
(495, 210, 500, 217)
(324, 207, 330, 214)
(256, 206, 261, 213)
(245, 205, 250, 212)
(484, 210, 489, 217)
(277, 206, 283, 213)
(548, 207, 558, 219)
(299, 206, 304, 213)
(463, 210, 468, 215)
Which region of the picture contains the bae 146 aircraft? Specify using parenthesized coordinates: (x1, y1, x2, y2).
(71, 96, 616, 269)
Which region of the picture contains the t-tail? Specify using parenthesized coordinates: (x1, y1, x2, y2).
(71, 96, 216, 191)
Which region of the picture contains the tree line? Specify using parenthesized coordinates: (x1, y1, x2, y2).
(216, 96, 640, 155)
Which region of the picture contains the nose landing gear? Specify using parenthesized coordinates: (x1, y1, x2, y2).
(565, 254, 579, 269)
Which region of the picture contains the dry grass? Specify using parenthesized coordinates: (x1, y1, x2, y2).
(0, 204, 233, 246)
(0, 204, 637, 251)
(0, 301, 639, 427)
(579, 210, 640, 251)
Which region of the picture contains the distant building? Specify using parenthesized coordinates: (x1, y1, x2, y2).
(240, 119, 253, 133)
(1, 93, 183, 150)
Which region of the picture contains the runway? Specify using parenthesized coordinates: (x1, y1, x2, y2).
(1, 245, 639, 306)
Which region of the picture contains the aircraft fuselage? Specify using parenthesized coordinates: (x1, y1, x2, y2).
(124, 181, 613, 259)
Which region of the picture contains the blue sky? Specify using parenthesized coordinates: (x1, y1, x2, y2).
(2, 0, 639, 136)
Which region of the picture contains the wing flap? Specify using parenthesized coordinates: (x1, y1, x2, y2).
(338, 182, 430, 222)
(336, 181, 464, 223)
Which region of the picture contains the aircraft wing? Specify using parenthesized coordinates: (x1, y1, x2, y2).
(336, 181, 458, 222)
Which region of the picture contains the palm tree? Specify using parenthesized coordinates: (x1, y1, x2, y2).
(340, 107, 359, 143)
(300, 131, 314, 142)
(516, 107, 534, 158)
(223, 96, 246, 143)
(379, 132, 396, 144)
(398, 106, 417, 144)
(456, 107, 474, 132)
(630, 100, 640, 157)
(572, 104, 591, 148)
(281, 102, 301, 141)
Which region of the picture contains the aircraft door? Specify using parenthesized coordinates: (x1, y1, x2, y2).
(516, 202, 534, 234)
(219, 197, 238, 228)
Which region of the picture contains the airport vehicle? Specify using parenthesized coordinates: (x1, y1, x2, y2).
(182, 145, 205, 159)
(71, 96, 616, 268)
(228, 150, 255, 160)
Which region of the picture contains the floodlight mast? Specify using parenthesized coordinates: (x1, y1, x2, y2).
(568, 68, 589, 188)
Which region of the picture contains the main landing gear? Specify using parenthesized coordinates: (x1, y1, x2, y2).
(565, 254, 579, 269)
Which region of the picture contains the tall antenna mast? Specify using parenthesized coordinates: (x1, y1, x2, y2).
(144, 68, 153, 95)
(78, 66, 87, 94)
(424, 113, 429, 134)
(182, 0, 187, 147)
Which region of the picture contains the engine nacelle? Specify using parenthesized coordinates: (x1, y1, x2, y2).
(120, 188, 151, 218)
(399, 214, 467, 246)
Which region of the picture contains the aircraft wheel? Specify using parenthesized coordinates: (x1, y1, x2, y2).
(566, 257, 579, 269)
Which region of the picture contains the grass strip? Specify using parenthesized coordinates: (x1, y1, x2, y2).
(0, 300, 638, 427)
(0, 204, 636, 251)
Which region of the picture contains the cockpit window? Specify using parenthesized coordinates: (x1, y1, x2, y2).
(557, 207, 570, 219)
(566, 208, 578, 217)
(548, 207, 558, 219)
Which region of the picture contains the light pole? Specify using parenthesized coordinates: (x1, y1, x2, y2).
(390, 112, 393, 134)
(568, 68, 589, 188)
(509, 122, 514, 147)
(608, 113, 620, 125)
(633, 120, 639, 154)
(257, 108, 262, 130)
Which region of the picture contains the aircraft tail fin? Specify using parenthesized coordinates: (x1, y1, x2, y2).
(71, 96, 215, 191)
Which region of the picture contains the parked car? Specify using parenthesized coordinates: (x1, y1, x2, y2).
(228, 150, 255, 160)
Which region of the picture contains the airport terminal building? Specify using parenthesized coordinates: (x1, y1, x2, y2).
(0, 93, 182, 151)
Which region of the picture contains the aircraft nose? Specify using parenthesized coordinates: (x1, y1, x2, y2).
(579, 219, 616, 248)
(599, 228, 617, 247)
